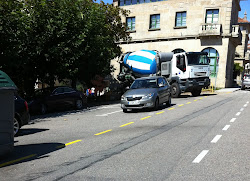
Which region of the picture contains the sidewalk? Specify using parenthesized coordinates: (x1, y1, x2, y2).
(215, 88, 240, 93)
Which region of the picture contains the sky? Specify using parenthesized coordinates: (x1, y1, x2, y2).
(96, 0, 250, 21)
(239, 0, 250, 21)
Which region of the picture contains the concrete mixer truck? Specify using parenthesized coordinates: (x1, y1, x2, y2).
(117, 50, 210, 97)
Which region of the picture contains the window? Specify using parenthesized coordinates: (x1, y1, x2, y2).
(53, 88, 64, 94)
(202, 48, 219, 77)
(172, 49, 185, 54)
(126, 17, 135, 31)
(123, 0, 131, 5)
(119, 0, 167, 6)
(206, 9, 219, 23)
(175, 12, 186, 27)
(64, 87, 74, 93)
(150, 14, 160, 29)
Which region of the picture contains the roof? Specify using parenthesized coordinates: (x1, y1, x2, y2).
(238, 17, 250, 23)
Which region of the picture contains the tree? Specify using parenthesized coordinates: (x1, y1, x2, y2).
(0, 0, 130, 98)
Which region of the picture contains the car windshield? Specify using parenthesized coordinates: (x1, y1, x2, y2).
(130, 79, 158, 89)
(187, 54, 209, 65)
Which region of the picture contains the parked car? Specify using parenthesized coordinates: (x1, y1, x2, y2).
(14, 95, 30, 136)
(29, 86, 87, 114)
(121, 76, 171, 112)
(241, 74, 250, 90)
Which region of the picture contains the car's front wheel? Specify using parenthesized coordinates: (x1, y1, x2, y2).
(76, 99, 83, 109)
(166, 96, 171, 107)
(123, 109, 128, 113)
(14, 117, 20, 136)
(154, 98, 159, 110)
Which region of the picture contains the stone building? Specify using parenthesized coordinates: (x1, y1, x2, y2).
(235, 11, 250, 78)
(111, 0, 243, 88)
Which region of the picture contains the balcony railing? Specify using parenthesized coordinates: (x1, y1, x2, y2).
(232, 25, 242, 37)
(199, 23, 222, 36)
(245, 52, 250, 61)
(232, 25, 242, 45)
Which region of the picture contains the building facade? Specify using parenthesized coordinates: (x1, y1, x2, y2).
(112, 0, 242, 88)
(235, 11, 250, 78)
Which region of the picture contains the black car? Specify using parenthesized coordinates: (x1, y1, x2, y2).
(29, 86, 87, 114)
(14, 95, 30, 136)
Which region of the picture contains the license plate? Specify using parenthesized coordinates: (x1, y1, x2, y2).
(199, 83, 204, 85)
(128, 100, 140, 105)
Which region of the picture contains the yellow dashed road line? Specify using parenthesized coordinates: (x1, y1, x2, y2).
(0, 154, 37, 168)
(186, 102, 192, 104)
(120, 122, 134, 127)
(56, 140, 82, 148)
(65, 140, 82, 146)
(178, 104, 184, 107)
(156, 111, 164, 115)
(194, 100, 198, 102)
(95, 130, 112, 135)
(199, 98, 203, 99)
(168, 107, 175, 110)
(140, 116, 151, 120)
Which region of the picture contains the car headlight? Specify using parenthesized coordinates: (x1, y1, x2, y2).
(143, 93, 154, 99)
(121, 95, 125, 100)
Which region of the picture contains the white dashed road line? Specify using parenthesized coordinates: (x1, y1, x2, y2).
(211, 135, 222, 143)
(222, 125, 230, 131)
(236, 112, 241, 116)
(243, 104, 247, 107)
(96, 110, 122, 116)
(240, 108, 244, 112)
(193, 150, 209, 163)
(230, 118, 236, 123)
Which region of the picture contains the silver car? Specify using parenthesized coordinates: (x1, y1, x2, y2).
(241, 74, 250, 90)
(121, 76, 171, 112)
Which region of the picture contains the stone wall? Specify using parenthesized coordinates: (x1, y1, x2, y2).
(112, 0, 241, 88)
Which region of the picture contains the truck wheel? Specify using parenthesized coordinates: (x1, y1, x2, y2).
(191, 89, 201, 97)
(171, 83, 181, 98)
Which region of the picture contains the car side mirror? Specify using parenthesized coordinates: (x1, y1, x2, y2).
(159, 83, 164, 87)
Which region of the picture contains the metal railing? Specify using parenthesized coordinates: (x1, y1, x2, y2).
(199, 23, 222, 36)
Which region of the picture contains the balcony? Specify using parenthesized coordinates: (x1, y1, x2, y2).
(245, 52, 250, 61)
(232, 25, 242, 45)
(199, 23, 222, 36)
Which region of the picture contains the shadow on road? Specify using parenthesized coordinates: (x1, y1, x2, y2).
(30, 100, 121, 122)
(0, 142, 65, 168)
(15, 128, 49, 137)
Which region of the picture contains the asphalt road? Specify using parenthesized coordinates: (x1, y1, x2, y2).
(0, 90, 249, 181)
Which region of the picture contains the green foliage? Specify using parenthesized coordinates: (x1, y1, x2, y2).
(0, 0, 130, 97)
(234, 63, 244, 76)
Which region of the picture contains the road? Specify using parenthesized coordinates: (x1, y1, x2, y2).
(0, 90, 249, 181)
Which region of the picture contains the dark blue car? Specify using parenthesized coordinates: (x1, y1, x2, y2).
(29, 86, 87, 114)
